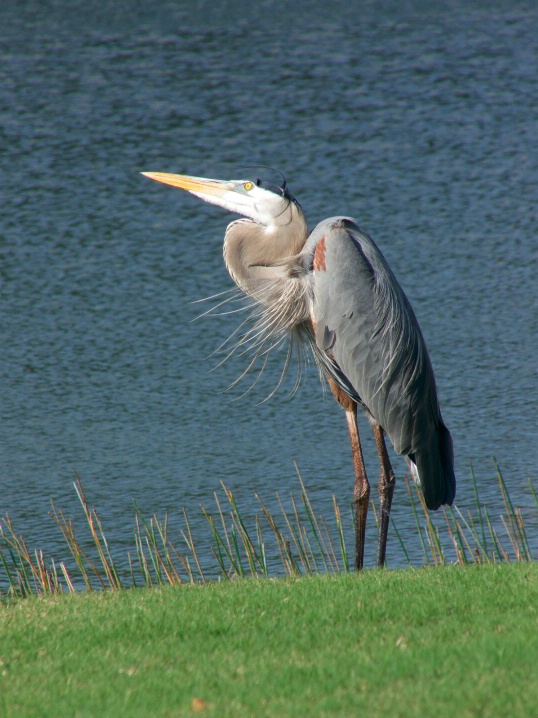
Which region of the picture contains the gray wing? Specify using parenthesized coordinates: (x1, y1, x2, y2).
(302, 217, 455, 508)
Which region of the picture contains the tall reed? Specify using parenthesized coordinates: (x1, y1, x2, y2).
(1, 463, 535, 598)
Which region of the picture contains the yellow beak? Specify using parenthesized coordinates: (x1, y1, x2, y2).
(141, 172, 230, 199)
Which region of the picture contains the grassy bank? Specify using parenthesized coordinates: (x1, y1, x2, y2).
(1, 563, 537, 717)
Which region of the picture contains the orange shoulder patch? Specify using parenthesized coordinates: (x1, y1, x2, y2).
(313, 236, 326, 271)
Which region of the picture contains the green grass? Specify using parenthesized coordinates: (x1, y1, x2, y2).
(1, 563, 538, 717)
(1, 464, 536, 714)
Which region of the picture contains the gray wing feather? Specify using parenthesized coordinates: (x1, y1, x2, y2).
(303, 217, 455, 508)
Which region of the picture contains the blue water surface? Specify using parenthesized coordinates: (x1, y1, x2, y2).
(1, 0, 537, 576)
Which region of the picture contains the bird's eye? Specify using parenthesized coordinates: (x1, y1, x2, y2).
(243, 181, 254, 191)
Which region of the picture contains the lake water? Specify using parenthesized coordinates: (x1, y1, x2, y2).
(1, 0, 537, 577)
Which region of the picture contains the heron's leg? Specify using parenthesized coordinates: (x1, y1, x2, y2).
(345, 405, 370, 571)
(373, 424, 396, 567)
(326, 379, 370, 570)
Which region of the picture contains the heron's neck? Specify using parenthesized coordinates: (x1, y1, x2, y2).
(223, 210, 308, 297)
(222, 209, 310, 332)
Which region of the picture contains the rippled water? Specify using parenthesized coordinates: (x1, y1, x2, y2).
(1, 1, 537, 574)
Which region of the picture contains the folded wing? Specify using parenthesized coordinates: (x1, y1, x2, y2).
(303, 217, 455, 509)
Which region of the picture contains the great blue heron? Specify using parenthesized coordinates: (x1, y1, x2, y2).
(142, 170, 456, 569)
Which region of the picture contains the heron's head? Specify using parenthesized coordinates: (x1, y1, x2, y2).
(141, 171, 303, 231)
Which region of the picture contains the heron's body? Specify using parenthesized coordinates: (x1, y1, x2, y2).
(303, 217, 454, 511)
(142, 170, 456, 568)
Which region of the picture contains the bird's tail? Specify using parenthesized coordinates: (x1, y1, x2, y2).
(409, 420, 456, 510)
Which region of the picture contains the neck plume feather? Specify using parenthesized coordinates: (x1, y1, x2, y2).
(216, 200, 331, 400)
(222, 205, 310, 332)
